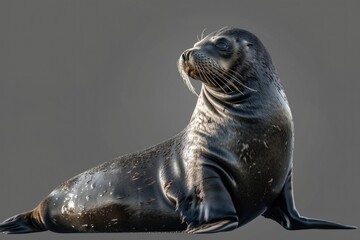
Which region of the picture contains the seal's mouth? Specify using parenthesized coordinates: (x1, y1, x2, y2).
(177, 56, 198, 96)
(183, 63, 200, 79)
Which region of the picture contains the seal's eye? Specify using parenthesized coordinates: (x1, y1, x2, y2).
(215, 39, 230, 51)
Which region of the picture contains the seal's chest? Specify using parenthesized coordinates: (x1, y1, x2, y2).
(232, 124, 293, 201)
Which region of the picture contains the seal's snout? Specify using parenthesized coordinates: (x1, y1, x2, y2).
(182, 49, 192, 62)
(182, 49, 203, 64)
(180, 49, 199, 78)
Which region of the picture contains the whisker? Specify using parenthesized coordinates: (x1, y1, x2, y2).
(196, 65, 210, 85)
(216, 26, 230, 35)
(199, 65, 222, 91)
(211, 65, 245, 94)
(205, 66, 233, 92)
(201, 28, 221, 41)
(177, 60, 198, 96)
(186, 75, 199, 96)
(201, 65, 227, 94)
(208, 65, 243, 94)
(225, 67, 257, 92)
(209, 62, 257, 92)
(194, 65, 205, 82)
(216, 70, 248, 94)
(198, 64, 221, 91)
(208, 63, 240, 86)
(201, 28, 207, 40)
(210, 63, 242, 83)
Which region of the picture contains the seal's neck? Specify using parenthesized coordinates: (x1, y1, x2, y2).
(191, 80, 289, 123)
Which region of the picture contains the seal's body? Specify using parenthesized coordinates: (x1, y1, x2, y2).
(0, 27, 355, 234)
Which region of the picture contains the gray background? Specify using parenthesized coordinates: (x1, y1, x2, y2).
(0, 0, 359, 239)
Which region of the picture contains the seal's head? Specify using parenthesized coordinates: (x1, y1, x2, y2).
(178, 27, 274, 95)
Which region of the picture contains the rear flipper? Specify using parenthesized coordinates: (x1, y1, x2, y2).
(0, 210, 46, 234)
(262, 170, 356, 230)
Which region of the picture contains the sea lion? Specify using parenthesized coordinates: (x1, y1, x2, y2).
(0, 27, 355, 234)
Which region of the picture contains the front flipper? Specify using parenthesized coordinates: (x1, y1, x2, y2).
(186, 219, 238, 234)
(262, 171, 356, 230)
(178, 167, 239, 233)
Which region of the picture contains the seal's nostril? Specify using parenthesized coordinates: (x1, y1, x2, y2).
(186, 50, 192, 60)
(182, 50, 192, 61)
(182, 53, 186, 61)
